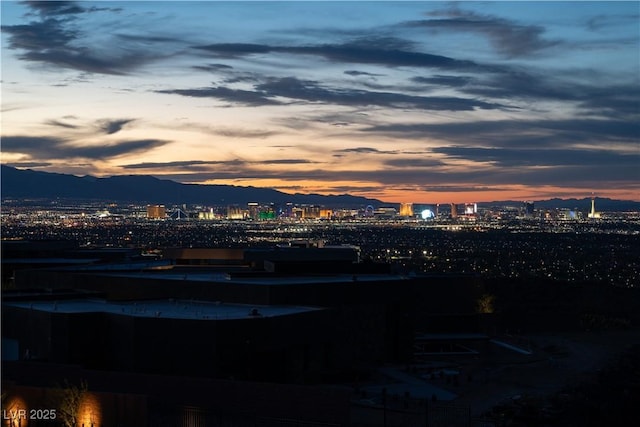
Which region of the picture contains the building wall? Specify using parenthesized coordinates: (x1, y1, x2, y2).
(1, 384, 148, 427)
(2, 362, 351, 426)
(2, 305, 341, 382)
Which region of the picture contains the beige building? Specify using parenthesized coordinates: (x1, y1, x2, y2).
(146, 205, 166, 219)
(399, 203, 414, 217)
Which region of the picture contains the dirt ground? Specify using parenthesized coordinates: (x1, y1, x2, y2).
(448, 329, 640, 416)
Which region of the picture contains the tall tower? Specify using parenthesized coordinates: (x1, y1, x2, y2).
(588, 193, 601, 219)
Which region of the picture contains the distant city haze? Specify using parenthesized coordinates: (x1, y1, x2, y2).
(1, 1, 638, 203)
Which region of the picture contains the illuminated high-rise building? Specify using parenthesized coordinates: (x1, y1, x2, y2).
(399, 203, 414, 217)
(258, 204, 276, 220)
(319, 209, 333, 219)
(226, 205, 244, 220)
(247, 202, 260, 220)
(283, 202, 294, 218)
(302, 205, 321, 219)
(464, 203, 477, 215)
(146, 205, 166, 219)
(524, 201, 535, 217)
(450, 203, 458, 218)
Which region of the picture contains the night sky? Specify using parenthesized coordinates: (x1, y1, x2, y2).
(2, 1, 639, 203)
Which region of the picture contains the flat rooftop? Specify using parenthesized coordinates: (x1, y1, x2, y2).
(1, 258, 101, 264)
(5, 299, 323, 320)
(100, 271, 409, 286)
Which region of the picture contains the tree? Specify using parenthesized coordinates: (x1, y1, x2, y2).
(477, 293, 495, 314)
(49, 379, 88, 427)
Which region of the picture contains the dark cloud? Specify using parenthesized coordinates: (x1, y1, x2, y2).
(344, 70, 383, 77)
(157, 86, 281, 106)
(2, 2, 172, 74)
(360, 118, 639, 188)
(193, 37, 637, 118)
(19, 49, 151, 75)
(211, 128, 278, 139)
(433, 63, 639, 121)
(221, 73, 264, 84)
(137, 163, 637, 192)
(461, 68, 578, 101)
(24, 1, 85, 16)
(45, 119, 78, 129)
(365, 119, 640, 148)
(421, 186, 508, 193)
(383, 158, 444, 168)
(24, 1, 121, 16)
(484, 165, 639, 187)
(254, 77, 503, 111)
(121, 160, 245, 171)
(5, 161, 52, 168)
(576, 85, 640, 120)
(432, 147, 640, 167)
(586, 13, 640, 31)
(260, 159, 317, 165)
(192, 63, 233, 73)
(122, 160, 243, 170)
(45, 117, 136, 134)
(98, 119, 135, 135)
(335, 147, 398, 154)
(101, 133, 632, 195)
(193, 43, 272, 58)
(159, 77, 503, 111)
(165, 121, 278, 139)
(120, 158, 315, 170)
(194, 38, 485, 71)
(280, 184, 386, 195)
(406, 8, 560, 58)
(412, 75, 473, 88)
(2, 19, 77, 51)
(2, 135, 169, 160)
(115, 34, 184, 44)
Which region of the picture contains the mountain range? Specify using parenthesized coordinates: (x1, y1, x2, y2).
(0, 165, 382, 207)
(2, 165, 639, 211)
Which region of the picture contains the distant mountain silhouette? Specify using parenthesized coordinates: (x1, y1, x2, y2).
(480, 197, 640, 211)
(0, 165, 383, 207)
(2, 165, 638, 210)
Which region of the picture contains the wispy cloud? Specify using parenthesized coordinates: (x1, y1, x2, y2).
(411, 75, 473, 88)
(2, 135, 170, 160)
(133, 163, 637, 191)
(2, 1, 174, 75)
(157, 86, 281, 106)
(365, 119, 640, 148)
(98, 119, 135, 135)
(45, 119, 79, 129)
(193, 37, 487, 71)
(344, 70, 384, 77)
(160, 76, 504, 111)
(24, 1, 86, 17)
(432, 146, 640, 167)
(405, 7, 560, 58)
(335, 147, 399, 155)
(120, 158, 317, 170)
(5, 161, 53, 168)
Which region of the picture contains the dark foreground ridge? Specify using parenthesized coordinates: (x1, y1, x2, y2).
(2, 236, 639, 426)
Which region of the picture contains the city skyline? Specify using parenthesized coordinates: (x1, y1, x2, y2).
(1, 1, 639, 204)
